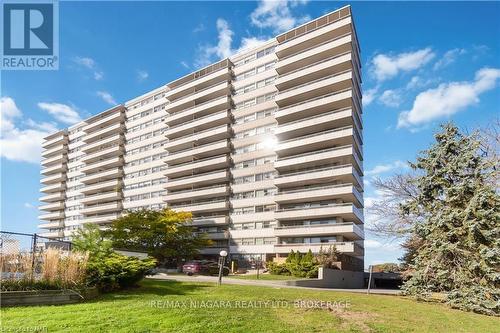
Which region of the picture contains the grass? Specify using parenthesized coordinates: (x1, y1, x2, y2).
(228, 273, 299, 280)
(1, 279, 498, 333)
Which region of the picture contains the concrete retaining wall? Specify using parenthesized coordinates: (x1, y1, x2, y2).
(285, 267, 364, 289)
(1, 288, 98, 307)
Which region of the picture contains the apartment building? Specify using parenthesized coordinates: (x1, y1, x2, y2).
(39, 5, 364, 270)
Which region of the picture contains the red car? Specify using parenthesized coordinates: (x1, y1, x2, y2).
(182, 260, 229, 276)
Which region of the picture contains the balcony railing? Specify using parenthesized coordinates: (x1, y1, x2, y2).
(275, 164, 353, 178)
(166, 96, 229, 119)
(277, 125, 353, 144)
(277, 183, 356, 195)
(278, 69, 351, 95)
(276, 202, 355, 212)
(278, 51, 351, 79)
(276, 144, 353, 162)
(278, 32, 352, 61)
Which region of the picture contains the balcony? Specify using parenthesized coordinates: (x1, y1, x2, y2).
(81, 145, 124, 164)
(81, 168, 123, 184)
(41, 173, 66, 185)
(199, 247, 229, 255)
(275, 52, 352, 91)
(165, 111, 231, 140)
(229, 244, 276, 254)
(274, 145, 361, 172)
(40, 182, 65, 194)
(191, 215, 229, 226)
(81, 202, 122, 215)
(39, 201, 64, 211)
(165, 155, 230, 178)
(42, 133, 67, 149)
(165, 96, 230, 126)
(274, 184, 363, 206)
(81, 157, 123, 174)
(275, 164, 363, 189)
(275, 203, 363, 224)
(83, 110, 124, 133)
(166, 170, 229, 190)
(165, 185, 229, 203)
(38, 211, 65, 221)
(274, 222, 364, 239)
(274, 241, 363, 255)
(196, 231, 228, 240)
(275, 70, 353, 107)
(164, 125, 231, 153)
(164, 140, 230, 165)
(38, 221, 63, 229)
(170, 200, 229, 214)
(39, 231, 64, 239)
(276, 34, 353, 75)
(165, 66, 231, 102)
(81, 191, 122, 204)
(81, 179, 121, 194)
(276, 89, 355, 123)
(82, 213, 121, 224)
(165, 81, 230, 114)
(40, 163, 66, 176)
(39, 192, 65, 203)
(276, 126, 359, 156)
(83, 123, 124, 143)
(276, 7, 352, 57)
(42, 144, 67, 158)
(41, 154, 67, 167)
(82, 133, 123, 153)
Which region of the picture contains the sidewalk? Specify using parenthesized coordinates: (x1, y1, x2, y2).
(148, 273, 401, 295)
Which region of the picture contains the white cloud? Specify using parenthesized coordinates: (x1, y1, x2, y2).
(362, 87, 378, 107)
(398, 67, 500, 128)
(194, 18, 234, 68)
(433, 48, 466, 70)
(137, 70, 149, 82)
(365, 160, 408, 176)
(37, 102, 81, 125)
(180, 61, 190, 69)
(96, 91, 117, 106)
(73, 56, 104, 80)
(0, 97, 58, 164)
(405, 75, 437, 90)
(250, 0, 310, 34)
(371, 48, 435, 82)
(194, 19, 268, 68)
(193, 23, 205, 33)
(237, 37, 269, 54)
(24, 203, 35, 209)
(379, 89, 402, 108)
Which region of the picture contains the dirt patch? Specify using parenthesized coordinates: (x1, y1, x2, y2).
(327, 306, 379, 333)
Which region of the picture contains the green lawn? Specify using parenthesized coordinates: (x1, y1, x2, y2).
(1, 279, 498, 333)
(228, 273, 299, 280)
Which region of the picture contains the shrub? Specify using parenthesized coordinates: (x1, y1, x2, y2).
(86, 253, 156, 292)
(267, 250, 320, 278)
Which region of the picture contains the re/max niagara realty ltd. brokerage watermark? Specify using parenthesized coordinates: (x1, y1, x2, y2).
(1, 0, 59, 70)
(149, 299, 352, 309)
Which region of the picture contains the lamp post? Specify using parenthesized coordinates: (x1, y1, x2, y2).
(218, 250, 228, 286)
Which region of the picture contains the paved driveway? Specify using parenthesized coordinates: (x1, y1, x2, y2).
(147, 273, 400, 295)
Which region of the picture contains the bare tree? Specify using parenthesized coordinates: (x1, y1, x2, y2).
(367, 173, 421, 238)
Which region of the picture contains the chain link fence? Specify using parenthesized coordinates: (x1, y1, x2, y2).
(1, 231, 72, 280)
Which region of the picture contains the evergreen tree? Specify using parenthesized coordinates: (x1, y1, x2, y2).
(401, 124, 499, 316)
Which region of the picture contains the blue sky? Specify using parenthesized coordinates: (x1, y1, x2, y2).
(1, 1, 499, 267)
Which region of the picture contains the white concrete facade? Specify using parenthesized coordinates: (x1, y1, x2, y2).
(39, 5, 363, 269)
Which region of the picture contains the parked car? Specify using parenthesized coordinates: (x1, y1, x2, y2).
(182, 260, 230, 276)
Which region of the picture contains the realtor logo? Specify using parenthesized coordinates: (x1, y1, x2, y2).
(1, 0, 59, 70)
